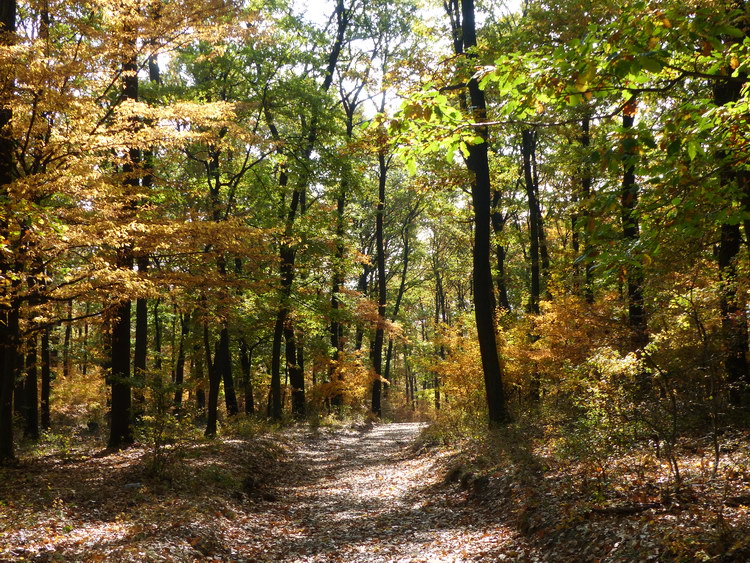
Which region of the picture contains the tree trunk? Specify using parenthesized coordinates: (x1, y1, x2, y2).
(491, 190, 512, 311)
(133, 257, 148, 413)
(220, 327, 239, 415)
(577, 115, 595, 303)
(63, 300, 72, 378)
(714, 68, 749, 406)
(239, 339, 255, 415)
(173, 311, 190, 410)
(108, 279, 133, 448)
(204, 321, 220, 436)
(108, 32, 138, 449)
(372, 150, 388, 418)
(460, 0, 509, 425)
(23, 336, 39, 440)
(41, 326, 51, 430)
(330, 189, 346, 407)
(522, 129, 541, 315)
(0, 0, 16, 463)
(621, 102, 648, 350)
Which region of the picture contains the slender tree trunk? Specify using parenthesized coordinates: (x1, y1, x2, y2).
(41, 327, 51, 430)
(270, 307, 285, 420)
(384, 211, 415, 388)
(522, 129, 541, 315)
(461, 0, 509, 425)
(220, 327, 239, 415)
(23, 336, 39, 440)
(577, 115, 595, 303)
(330, 189, 346, 407)
(133, 257, 148, 413)
(204, 321, 220, 436)
(354, 262, 370, 351)
(621, 101, 648, 350)
(372, 150, 388, 418)
(63, 300, 72, 378)
(81, 302, 89, 376)
(173, 311, 190, 410)
(491, 190, 511, 311)
(239, 339, 255, 415)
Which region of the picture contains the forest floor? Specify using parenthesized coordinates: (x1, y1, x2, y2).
(1, 421, 750, 561)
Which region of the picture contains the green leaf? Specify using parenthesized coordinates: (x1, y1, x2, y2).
(640, 56, 663, 73)
(687, 140, 699, 161)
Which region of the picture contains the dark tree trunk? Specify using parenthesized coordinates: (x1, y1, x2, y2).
(330, 189, 346, 407)
(0, 0, 17, 463)
(491, 190, 511, 311)
(372, 150, 388, 418)
(153, 298, 162, 373)
(384, 207, 416, 389)
(133, 257, 148, 412)
(460, 0, 509, 425)
(173, 311, 190, 410)
(715, 68, 749, 406)
(220, 327, 239, 416)
(108, 280, 133, 448)
(0, 307, 18, 462)
(63, 300, 72, 378)
(522, 129, 541, 315)
(23, 336, 39, 440)
(41, 327, 51, 430)
(354, 262, 370, 351)
(576, 115, 595, 303)
(204, 321, 220, 437)
(39, 328, 52, 430)
(621, 103, 648, 350)
(239, 339, 255, 415)
(108, 33, 138, 449)
(270, 307, 285, 420)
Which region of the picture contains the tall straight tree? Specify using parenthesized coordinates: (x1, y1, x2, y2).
(108, 18, 139, 449)
(620, 98, 648, 351)
(459, 0, 509, 425)
(0, 0, 17, 462)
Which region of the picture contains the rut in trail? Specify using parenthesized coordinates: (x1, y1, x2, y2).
(244, 422, 532, 562)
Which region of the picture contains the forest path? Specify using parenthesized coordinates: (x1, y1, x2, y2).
(246, 422, 530, 562)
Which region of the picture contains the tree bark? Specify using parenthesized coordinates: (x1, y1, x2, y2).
(204, 321, 220, 436)
(40, 326, 51, 430)
(23, 336, 39, 440)
(0, 0, 18, 463)
(372, 149, 388, 418)
(108, 31, 138, 449)
(522, 129, 541, 315)
(239, 338, 255, 415)
(714, 63, 749, 406)
(460, 0, 509, 425)
(621, 102, 648, 350)
(173, 311, 190, 410)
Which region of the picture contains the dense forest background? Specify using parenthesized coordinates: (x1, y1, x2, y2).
(2, 0, 750, 559)
(0, 0, 749, 482)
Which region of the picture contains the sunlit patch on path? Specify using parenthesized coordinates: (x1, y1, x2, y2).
(243, 422, 530, 562)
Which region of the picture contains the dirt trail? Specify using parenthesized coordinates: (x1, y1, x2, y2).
(246, 422, 530, 562)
